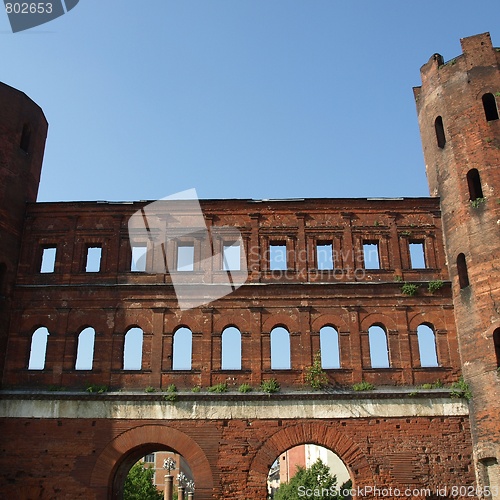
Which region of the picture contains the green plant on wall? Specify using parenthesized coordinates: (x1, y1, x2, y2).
(352, 381, 374, 391)
(304, 351, 329, 390)
(401, 283, 419, 296)
(450, 376, 472, 401)
(470, 197, 486, 208)
(428, 280, 444, 293)
(261, 378, 280, 394)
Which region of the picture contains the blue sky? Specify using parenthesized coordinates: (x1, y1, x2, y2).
(2, 1, 498, 203)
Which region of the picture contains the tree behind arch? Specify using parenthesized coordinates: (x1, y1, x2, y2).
(123, 462, 163, 500)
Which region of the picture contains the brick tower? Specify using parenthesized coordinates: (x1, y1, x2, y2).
(0, 82, 48, 379)
(414, 32, 500, 496)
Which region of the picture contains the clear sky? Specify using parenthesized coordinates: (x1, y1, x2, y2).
(2, 1, 498, 203)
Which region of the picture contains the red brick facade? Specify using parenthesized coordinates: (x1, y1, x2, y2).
(0, 32, 498, 500)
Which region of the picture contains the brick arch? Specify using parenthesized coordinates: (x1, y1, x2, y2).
(90, 424, 214, 498)
(213, 311, 251, 333)
(360, 312, 397, 332)
(407, 311, 443, 332)
(261, 313, 299, 333)
(311, 313, 350, 333)
(247, 421, 372, 494)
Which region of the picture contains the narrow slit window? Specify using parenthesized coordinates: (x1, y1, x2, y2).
(417, 324, 439, 367)
(434, 116, 446, 148)
(40, 247, 57, 273)
(467, 168, 484, 201)
(0, 263, 6, 295)
(131, 245, 147, 272)
(493, 328, 500, 369)
(457, 253, 469, 289)
(409, 241, 426, 269)
(172, 327, 192, 370)
(28, 327, 49, 370)
(20, 123, 31, 153)
(319, 326, 340, 369)
(75, 327, 95, 370)
(123, 327, 143, 370)
(223, 243, 241, 271)
(270, 326, 291, 369)
(317, 243, 334, 270)
(221, 326, 242, 370)
(368, 325, 390, 368)
(363, 242, 380, 269)
(269, 243, 287, 271)
(85, 246, 102, 273)
(177, 244, 194, 271)
(482, 93, 499, 122)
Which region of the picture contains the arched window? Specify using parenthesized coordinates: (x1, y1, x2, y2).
(20, 123, 31, 153)
(466, 168, 484, 201)
(28, 327, 49, 370)
(319, 326, 340, 369)
(172, 327, 192, 370)
(221, 326, 241, 370)
(457, 253, 469, 289)
(270, 326, 291, 370)
(368, 325, 390, 368)
(493, 328, 500, 369)
(75, 327, 95, 370)
(482, 93, 499, 122)
(417, 324, 439, 367)
(123, 327, 143, 370)
(434, 116, 446, 149)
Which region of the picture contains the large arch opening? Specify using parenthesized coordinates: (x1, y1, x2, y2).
(90, 425, 214, 500)
(267, 444, 352, 499)
(118, 446, 194, 500)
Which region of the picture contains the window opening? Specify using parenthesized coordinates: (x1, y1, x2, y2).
(493, 328, 500, 369)
(482, 93, 499, 121)
(221, 326, 242, 370)
(40, 247, 57, 273)
(172, 327, 192, 370)
(131, 245, 147, 272)
(223, 242, 241, 271)
(270, 326, 291, 369)
(457, 253, 469, 289)
(466, 168, 484, 201)
(85, 246, 102, 272)
(123, 327, 143, 370)
(319, 326, 340, 369)
(20, 123, 31, 153)
(409, 241, 426, 269)
(75, 327, 95, 370)
(317, 243, 334, 270)
(269, 243, 287, 271)
(363, 242, 380, 269)
(434, 116, 446, 148)
(177, 244, 194, 271)
(368, 325, 390, 368)
(28, 327, 49, 370)
(417, 324, 439, 367)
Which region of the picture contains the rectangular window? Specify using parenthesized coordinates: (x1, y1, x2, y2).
(144, 453, 155, 463)
(40, 247, 56, 273)
(85, 246, 102, 273)
(270, 243, 287, 271)
(177, 244, 194, 271)
(363, 242, 380, 269)
(409, 241, 426, 269)
(317, 243, 334, 270)
(223, 242, 240, 271)
(131, 245, 147, 272)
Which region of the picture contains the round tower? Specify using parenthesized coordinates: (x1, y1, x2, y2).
(414, 32, 500, 497)
(0, 82, 48, 378)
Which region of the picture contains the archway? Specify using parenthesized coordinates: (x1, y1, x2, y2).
(268, 443, 352, 499)
(248, 422, 372, 499)
(90, 424, 213, 499)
